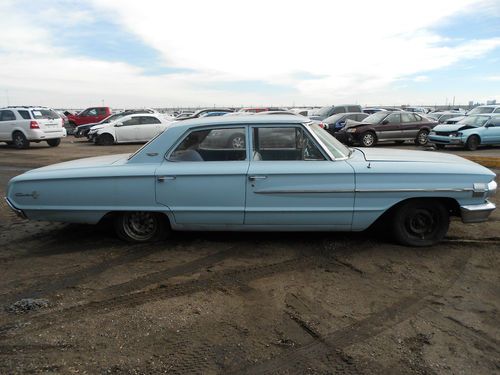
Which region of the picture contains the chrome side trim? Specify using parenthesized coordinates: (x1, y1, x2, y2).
(355, 188, 474, 193)
(460, 201, 496, 223)
(4, 197, 27, 219)
(254, 189, 353, 194)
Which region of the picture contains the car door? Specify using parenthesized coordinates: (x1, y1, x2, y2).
(483, 117, 500, 144)
(245, 125, 355, 227)
(0, 110, 17, 140)
(374, 113, 402, 140)
(400, 113, 419, 140)
(137, 116, 162, 141)
(155, 126, 249, 225)
(114, 116, 140, 142)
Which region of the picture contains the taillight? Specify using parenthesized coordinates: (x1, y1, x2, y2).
(30, 121, 40, 129)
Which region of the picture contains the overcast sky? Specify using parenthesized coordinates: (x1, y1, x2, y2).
(0, 0, 499, 108)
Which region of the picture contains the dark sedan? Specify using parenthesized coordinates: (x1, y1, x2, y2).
(334, 112, 438, 147)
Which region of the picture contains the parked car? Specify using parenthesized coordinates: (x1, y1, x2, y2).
(309, 105, 362, 121)
(66, 107, 112, 133)
(88, 113, 171, 145)
(5, 115, 496, 247)
(0, 106, 66, 149)
(467, 105, 500, 115)
(237, 107, 287, 113)
(403, 107, 428, 114)
(322, 112, 369, 133)
(176, 108, 234, 121)
(362, 107, 403, 114)
(74, 109, 162, 138)
(426, 111, 465, 124)
(429, 114, 500, 150)
(334, 112, 438, 147)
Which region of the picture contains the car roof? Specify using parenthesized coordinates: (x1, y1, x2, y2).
(169, 114, 306, 130)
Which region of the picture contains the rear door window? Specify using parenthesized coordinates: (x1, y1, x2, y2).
(139, 116, 161, 124)
(121, 117, 141, 126)
(18, 110, 31, 120)
(386, 113, 401, 124)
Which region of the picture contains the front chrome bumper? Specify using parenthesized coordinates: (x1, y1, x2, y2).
(4, 197, 27, 219)
(460, 200, 496, 223)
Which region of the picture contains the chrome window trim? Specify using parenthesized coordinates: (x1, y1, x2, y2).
(303, 122, 349, 161)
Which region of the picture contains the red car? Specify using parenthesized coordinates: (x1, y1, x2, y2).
(67, 107, 112, 133)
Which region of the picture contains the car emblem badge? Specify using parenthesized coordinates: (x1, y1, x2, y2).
(15, 191, 39, 199)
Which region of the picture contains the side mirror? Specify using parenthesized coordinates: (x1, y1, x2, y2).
(382, 120, 389, 125)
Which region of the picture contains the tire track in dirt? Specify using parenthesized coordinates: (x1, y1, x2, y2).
(0, 255, 321, 339)
(232, 247, 472, 375)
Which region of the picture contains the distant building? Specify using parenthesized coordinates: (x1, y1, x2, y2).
(486, 99, 497, 105)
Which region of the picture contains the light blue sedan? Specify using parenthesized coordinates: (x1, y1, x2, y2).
(429, 114, 500, 150)
(5, 115, 497, 247)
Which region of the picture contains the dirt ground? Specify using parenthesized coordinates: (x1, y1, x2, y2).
(0, 138, 499, 374)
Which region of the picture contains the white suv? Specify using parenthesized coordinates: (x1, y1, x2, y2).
(0, 107, 67, 149)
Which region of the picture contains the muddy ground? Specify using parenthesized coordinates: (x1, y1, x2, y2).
(0, 138, 499, 374)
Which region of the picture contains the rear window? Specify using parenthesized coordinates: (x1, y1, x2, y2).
(31, 109, 59, 119)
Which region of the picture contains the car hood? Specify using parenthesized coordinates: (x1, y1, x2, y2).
(343, 119, 367, 129)
(89, 124, 107, 131)
(355, 147, 473, 164)
(432, 123, 480, 132)
(24, 154, 130, 174)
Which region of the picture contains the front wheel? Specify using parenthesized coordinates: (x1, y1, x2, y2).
(465, 135, 480, 151)
(114, 212, 170, 242)
(360, 131, 377, 147)
(96, 133, 114, 146)
(46, 138, 61, 147)
(391, 200, 449, 247)
(415, 130, 429, 146)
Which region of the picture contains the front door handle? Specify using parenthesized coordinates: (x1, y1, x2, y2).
(157, 176, 176, 182)
(248, 175, 267, 181)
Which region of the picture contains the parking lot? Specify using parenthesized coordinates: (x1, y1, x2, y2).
(0, 138, 499, 374)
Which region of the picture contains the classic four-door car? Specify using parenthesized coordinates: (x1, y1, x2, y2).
(5, 115, 497, 246)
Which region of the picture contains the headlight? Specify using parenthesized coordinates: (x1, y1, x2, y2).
(487, 180, 497, 197)
(449, 132, 462, 137)
(346, 128, 357, 133)
(429, 131, 435, 135)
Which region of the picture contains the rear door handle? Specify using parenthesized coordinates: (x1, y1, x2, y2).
(248, 175, 267, 181)
(157, 176, 176, 182)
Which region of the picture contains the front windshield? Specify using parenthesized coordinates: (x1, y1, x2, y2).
(468, 107, 494, 115)
(362, 112, 387, 123)
(102, 113, 123, 123)
(316, 106, 332, 117)
(457, 115, 490, 127)
(308, 123, 350, 159)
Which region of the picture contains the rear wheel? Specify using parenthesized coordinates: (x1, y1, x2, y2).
(465, 135, 480, 151)
(12, 132, 30, 149)
(96, 133, 114, 146)
(114, 212, 170, 242)
(360, 131, 377, 147)
(46, 138, 61, 147)
(415, 129, 429, 146)
(391, 200, 449, 247)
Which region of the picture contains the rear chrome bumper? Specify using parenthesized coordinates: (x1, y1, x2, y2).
(4, 197, 27, 219)
(460, 200, 496, 223)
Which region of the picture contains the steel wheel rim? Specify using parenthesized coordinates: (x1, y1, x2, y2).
(418, 131, 428, 144)
(123, 212, 157, 241)
(363, 134, 374, 146)
(14, 135, 24, 147)
(405, 209, 436, 239)
(231, 136, 244, 149)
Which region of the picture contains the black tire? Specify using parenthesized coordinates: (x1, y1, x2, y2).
(360, 131, 377, 147)
(5, 141, 13, 146)
(96, 133, 114, 146)
(12, 132, 30, 149)
(415, 129, 429, 146)
(465, 135, 480, 151)
(46, 138, 61, 147)
(227, 133, 245, 149)
(391, 200, 449, 247)
(114, 212, 170, 243)
(434, 144, 446, 150)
